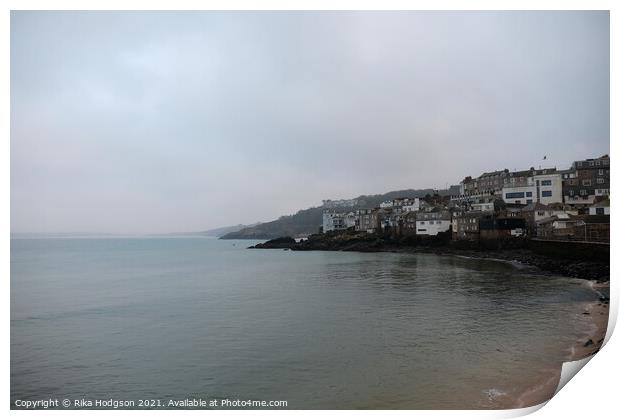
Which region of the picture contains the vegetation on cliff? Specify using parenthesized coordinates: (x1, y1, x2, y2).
(221, 188, 456, 239)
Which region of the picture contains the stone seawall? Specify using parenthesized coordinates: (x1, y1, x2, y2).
(528, 239, 610, 263)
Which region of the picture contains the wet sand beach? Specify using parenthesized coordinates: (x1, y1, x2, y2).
(502, 282, 609, 409)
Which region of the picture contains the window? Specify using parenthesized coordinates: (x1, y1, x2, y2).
(583, 180, 592, 186)
(541, 180, 552, 186)
(589, 161, 595, 167)
(599, 169, 604, 175)
(505, 192, 525, 199)
(418, 228, 426, 232)
(541, 191, 553, 197)
(420, 221, 425, 225)
(527, 199, 533, 204)
(569, 190, 574, 196)
(537, 211, 546, 216)
(526, 192, 532, 197)
(596, 207, 605, 215)
(429, 221, 435, 225)
(596, 160, 601, 166)
(597, 178, 605, 184)
(580, 189, 587, 196)
(577, 162, 583, 167)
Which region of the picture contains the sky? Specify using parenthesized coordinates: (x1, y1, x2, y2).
(11, 11, 609, 234)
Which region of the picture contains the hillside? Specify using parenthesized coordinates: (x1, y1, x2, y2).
(220, 186, 459, 239)
(200, 224, 258, 237)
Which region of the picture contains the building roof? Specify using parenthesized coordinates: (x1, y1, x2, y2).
(457, 211, 484, 219)
(536, 214, 582, 225)
(532, 167, 557, 176)
(508, 169, 531, 178)
(547, 202, 573, 211)
(572, 155, 610, 168)
(479, 169, 508, 178)
(522, 202, 550, 212)
(417, 210, 451, 220)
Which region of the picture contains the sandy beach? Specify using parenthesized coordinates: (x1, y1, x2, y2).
(506, 282, 610, 409)
(255, 235, 612, 409)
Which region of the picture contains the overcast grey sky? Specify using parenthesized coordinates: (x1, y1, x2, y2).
(11, 11, 609, 234)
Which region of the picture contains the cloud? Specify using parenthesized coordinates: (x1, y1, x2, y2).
(10, 11, 610, 234)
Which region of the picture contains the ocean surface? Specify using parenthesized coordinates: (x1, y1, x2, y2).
(11, 237, 600, 409)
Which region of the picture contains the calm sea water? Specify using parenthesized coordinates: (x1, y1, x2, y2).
(11, 237, 598, 409)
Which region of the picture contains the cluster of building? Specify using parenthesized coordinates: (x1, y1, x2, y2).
(322, 155, 611, 243)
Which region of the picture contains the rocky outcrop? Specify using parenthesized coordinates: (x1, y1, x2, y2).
(248, 237, 297, 249)
(289, 230, 451, 252)
(249, 231, 609, 282)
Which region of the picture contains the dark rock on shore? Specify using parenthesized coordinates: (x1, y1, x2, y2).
(250, 231, 610, 282)
(407, 246, 609, 282)
(289, 229, 451, 252)
(290, 231, 393, 252)
(248, 236, 297, 249)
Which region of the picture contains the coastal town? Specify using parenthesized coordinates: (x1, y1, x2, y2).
(321, 154, 610, 244)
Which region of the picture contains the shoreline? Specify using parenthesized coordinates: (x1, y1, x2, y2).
(359, 246, 607, 283)
(251, 235, 611, 409)
(413, 248, 610, 408)
(508, 292, 609, 409)
(390, 251, 610, 409)
(407, 250, 609, 409)
(252, 234, 609, 282)
(404, 247, 609, 282)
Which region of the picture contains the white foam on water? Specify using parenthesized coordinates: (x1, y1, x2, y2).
(484, 388, 507, 401)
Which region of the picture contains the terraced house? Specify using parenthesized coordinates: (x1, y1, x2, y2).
(561, 155, 610, 205)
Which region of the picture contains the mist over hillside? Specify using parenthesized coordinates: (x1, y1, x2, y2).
(200, 224, 259, 238)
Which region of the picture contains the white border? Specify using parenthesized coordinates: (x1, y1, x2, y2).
(3, 1, 616, 419)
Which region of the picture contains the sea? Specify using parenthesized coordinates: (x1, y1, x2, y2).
(10, 237, 601, 409)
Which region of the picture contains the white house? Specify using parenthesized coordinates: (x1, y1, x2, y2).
(322, 199, 359, 208)
(402, 198, 421, 212)
(533, 172, 562, 205)
(416, 211, 451, 236)
(344, 212, 357, 228)
(502, 171, 562, 205)
(502, 184, 536, 205)
(536, 214, 584, 239)
(380, 197, 420, 213)
(470, 201, 494, 212)
(323, 211, 357, 232)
